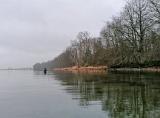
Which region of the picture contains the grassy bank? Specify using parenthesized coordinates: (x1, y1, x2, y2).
(53, 65, 160, 73)
(53, 66, 107, 73)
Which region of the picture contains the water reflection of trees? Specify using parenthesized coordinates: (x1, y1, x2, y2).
(54, 72, 160, 118)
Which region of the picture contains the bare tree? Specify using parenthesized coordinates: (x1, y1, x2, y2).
(149, 0, 160, 23)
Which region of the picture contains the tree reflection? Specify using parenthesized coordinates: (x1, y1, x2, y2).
(54, 71, 160, 118)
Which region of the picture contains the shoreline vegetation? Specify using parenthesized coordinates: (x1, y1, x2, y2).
(53, 66, 107, 72)
(33, 0, 160, 73)
(53, 66, 160, 73)
(53, 66, 107, 71)
(109, 67, 160, 73)
(53, 66, 108, 75)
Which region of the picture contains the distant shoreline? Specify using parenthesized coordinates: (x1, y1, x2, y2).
(0, 68, 33, 70)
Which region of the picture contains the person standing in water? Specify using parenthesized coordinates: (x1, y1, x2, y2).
(44, 68, 47, 75)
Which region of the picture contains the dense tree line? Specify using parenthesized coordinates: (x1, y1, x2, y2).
(34, 0, 160, 70)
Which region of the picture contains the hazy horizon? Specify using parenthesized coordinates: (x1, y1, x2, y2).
(0, 0, 126, 68)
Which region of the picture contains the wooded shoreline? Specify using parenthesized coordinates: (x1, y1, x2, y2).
(33, 0, 160, 71)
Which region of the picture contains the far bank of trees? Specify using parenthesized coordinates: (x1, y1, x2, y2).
(34, 0, 160, 70)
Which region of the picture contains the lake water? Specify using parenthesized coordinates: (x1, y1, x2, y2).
(0, 70, 160, 118)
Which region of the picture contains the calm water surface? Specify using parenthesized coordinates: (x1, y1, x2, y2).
(0, 70, 160, 118)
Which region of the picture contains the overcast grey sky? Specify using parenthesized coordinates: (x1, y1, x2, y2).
(0, 0, 126, 68)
